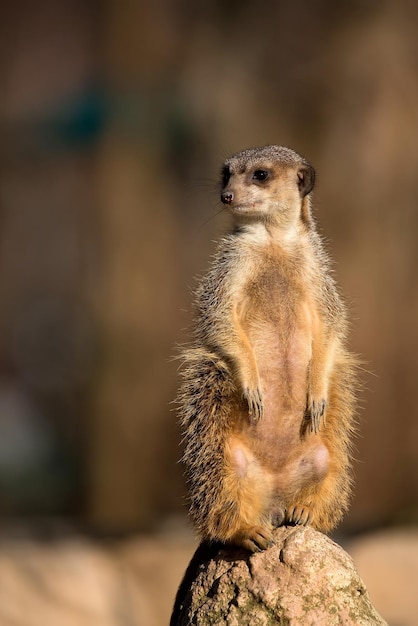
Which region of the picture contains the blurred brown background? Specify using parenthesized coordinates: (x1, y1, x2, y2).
(0, 0, 417, 624)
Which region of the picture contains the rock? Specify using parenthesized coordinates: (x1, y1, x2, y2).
(171, 526, 388, 625)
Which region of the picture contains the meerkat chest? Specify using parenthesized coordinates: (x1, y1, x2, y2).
(240, 254, 316, 382)
(242, 251, 313, 325)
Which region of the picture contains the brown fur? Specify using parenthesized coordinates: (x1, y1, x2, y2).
(177, 145, 358, 552)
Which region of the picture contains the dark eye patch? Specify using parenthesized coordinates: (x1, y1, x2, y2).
(221, 166, 231, 187)
(252, 169, 269, 182)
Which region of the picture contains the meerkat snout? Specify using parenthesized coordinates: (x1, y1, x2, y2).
(221, 190, 234, 205)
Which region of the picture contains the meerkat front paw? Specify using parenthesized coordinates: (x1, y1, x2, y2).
(243, 386, 264, 423)
(305, 397, 327, 433)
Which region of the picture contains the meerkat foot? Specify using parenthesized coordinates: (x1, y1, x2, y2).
(232, 525, 274, 553)
(286, 505, 311, 526)
(305, 398, 327, 433)
(242, 386, 264, 423)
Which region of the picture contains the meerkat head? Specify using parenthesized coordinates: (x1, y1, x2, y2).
(220, 145, 315, 228)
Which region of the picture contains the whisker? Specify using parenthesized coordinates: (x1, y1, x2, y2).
(198, 204, 227, 229)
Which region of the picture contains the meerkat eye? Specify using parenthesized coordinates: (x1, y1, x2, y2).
(252, 169, 269, 182)
(221, 166, 231, 187)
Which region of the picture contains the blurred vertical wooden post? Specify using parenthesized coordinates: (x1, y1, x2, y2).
(87, 0, 184, 528)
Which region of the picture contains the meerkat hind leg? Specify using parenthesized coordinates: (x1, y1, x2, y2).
(281, 439, 330, 527)
(223, 439, 275, 552)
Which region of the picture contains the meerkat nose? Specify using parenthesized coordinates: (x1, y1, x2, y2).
(221, 191, 234, 204)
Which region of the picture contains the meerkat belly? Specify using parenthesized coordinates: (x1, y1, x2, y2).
(242, 299, 313, 470)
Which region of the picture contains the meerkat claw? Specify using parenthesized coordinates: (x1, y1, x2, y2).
(238, 526, 275, 552)
(286, 505, 311, 526)
(243, 387, 264, 423)
(305, 398, 327, 433)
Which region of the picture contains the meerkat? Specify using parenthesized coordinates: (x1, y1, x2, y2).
(177, 145, 357, 552)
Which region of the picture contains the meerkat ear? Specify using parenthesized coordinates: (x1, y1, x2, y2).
(297, 164, 315, 197)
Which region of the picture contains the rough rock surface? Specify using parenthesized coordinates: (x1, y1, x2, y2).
(171, 526, 388, 625)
